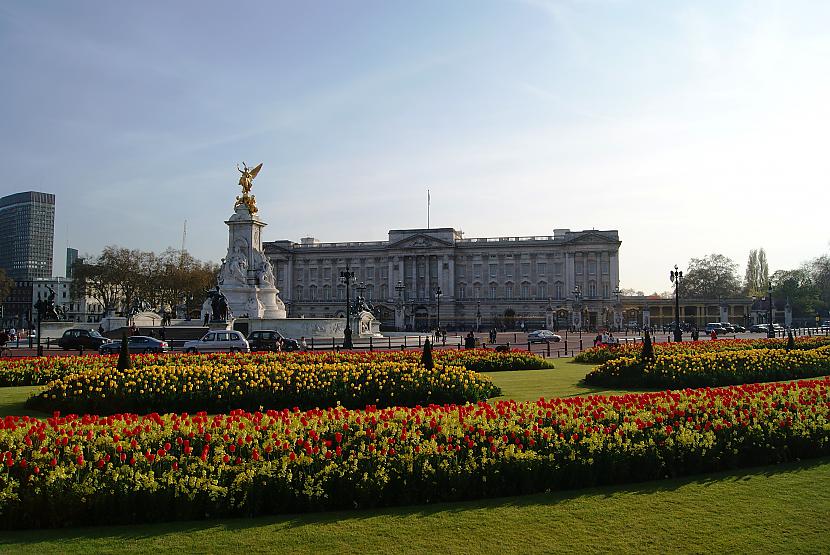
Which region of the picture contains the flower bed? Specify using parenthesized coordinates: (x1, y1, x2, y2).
(574, 336, 830, 364)
(25, 359, 501, 415)
(584, 345, 830, 388)
(2, 378, 829, 529)
(0, 350, 551, 388)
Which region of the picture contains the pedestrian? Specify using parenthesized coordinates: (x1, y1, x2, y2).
(300, 336, 308, 351)
(710, 329, 717, 341)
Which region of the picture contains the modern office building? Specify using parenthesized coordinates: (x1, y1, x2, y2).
(264, 227, 621, 330)
(0, 191, 56, 328)
(0, 191, 55, 280)
(65, 247, 79, 278)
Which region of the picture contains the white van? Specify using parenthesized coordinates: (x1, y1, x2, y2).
(183, 330, 250, 354)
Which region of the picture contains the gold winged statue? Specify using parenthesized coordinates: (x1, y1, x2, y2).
(235, 162, 263, 214)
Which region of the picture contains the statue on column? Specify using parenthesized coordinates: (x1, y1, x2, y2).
(235, 162, 262, 215)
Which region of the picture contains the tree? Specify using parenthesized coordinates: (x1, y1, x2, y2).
(745, 249, 762, 296)
(421, 338, 434, 370)
(641, 328, 654, 360)
(0, 268, 13, 303)
(619, 288, 645, 296)
(758, 248, 769, 287)
(771, 268, 821, 318)
(117, 330, 132, 370)
(503, 308, 516, 330)
(680, 254, 742, 298)
(71, 246, 219, 319)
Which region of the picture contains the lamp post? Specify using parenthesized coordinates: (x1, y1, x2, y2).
(613, 286, 622, 332)
(395, 280, 405, 331)
(670, 265, 683, 342)
(340, 267, 355, 348)
(767, 282, 775, 338)
(434, 286, 442, 333)
(475, 300, 481, 333)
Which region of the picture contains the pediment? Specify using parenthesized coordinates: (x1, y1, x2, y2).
(564, 232, 620, 245)
(389, 234, 453, 249)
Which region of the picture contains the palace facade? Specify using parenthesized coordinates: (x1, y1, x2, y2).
(263, 227, 621, 331)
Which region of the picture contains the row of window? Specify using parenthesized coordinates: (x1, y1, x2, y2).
(292, 281, 612, 302)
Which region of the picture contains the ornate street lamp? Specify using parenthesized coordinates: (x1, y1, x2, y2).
(475, 300, 481, 332)
(767, 282, 775, 338)
(613, 286, 622, 332)
(340, 267, 355, 348)
(434, 286, 442, 333)
(670, 265, 683, 342)
(395, 280, 405, 331)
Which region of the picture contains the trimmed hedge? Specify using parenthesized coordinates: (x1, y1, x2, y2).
(585, 345, 830, 388)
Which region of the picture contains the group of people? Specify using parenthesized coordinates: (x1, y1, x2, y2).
(593, 331, 620, 347)
(433, 328, 447, 345)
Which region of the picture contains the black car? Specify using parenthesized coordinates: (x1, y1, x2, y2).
(247, 330, 300, 352)
(58, 328, 110, 350)
(98, 335, 170, 355)
(731, 324, 746, 333)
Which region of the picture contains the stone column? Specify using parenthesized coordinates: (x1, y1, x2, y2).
(286, 257, 294, 302)
(387, 259, 394, 301)
(437, 255, 444, 293)
(447, 255, 455, 299)
(410, 255, 417, 300)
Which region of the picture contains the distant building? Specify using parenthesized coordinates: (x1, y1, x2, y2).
(264, 227, 621, 331)
(0, 191, 56, 328)
(0, 191, 55, 281)
(65, 247, 79, 278)
(31, 277, 104, 324)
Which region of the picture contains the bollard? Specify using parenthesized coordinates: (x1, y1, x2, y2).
(527, 341, 531, 352)
(388, 336, 392, 349)
(332, 337, 336, 350)
(546, 342, 550, 357)
(514, 333, 517, 342)
(369, 337, 373, 352)
(579, 339, 583, 351)
(419, 336, 422, 347)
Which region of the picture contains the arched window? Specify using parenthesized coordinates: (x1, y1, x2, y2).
(295, 286, 304, 301)
(323, 285, 331, 300)
(588, 281, 597, 297)
(366, 285, 374, 300)
(309, 285, 317, 301)
(538, 282, 547, 299)
(505, 284, 513, 299)
(380, 284, 388, 300)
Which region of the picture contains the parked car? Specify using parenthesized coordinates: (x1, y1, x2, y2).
(705, 323, 726, 335)
(247, 330, 300, 352)
(750, 324, 769, 333)
(98, 335, 170, 355)
(58, 328, 110, 350)
(731, 324, 746, 333)
(720, 323, 735, 333)
(820, 320, 830, 329)
(527, 330, 562, 343)
(182, 330, 249, 354)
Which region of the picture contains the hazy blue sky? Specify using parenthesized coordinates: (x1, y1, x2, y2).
(1, 0, 828, 293)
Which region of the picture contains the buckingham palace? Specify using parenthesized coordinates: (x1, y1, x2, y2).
(263, 227, 621, 331)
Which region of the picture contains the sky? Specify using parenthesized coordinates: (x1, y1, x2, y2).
(1, 0, 828, 294)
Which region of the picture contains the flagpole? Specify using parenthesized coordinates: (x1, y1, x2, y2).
(427, 189, 430, 229)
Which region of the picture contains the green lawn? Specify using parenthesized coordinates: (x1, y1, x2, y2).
(2, 360, 829, 552)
